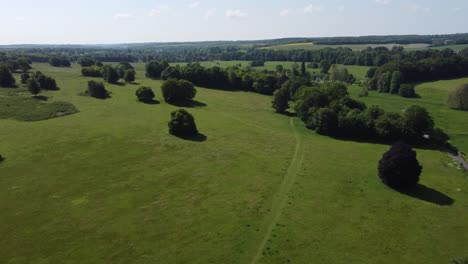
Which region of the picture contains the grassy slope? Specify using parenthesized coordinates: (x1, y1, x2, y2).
(0, 63, 467, 264)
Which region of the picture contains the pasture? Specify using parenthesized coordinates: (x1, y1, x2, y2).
(0, 63, 467, 264)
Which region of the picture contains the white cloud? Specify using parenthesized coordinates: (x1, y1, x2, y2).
(15, 16, 27, 21)
(280, 4, 323, 16)
(279, 9, 292, 17)
(149, 5, 169, 17)
(204, 8, 216, 19)
(406, 3, 430, 13)
(114, 13, 134, 20)
(375, 0, 391, 5)
(453, 7, 462, 12)
(226, 9, 248, 20)
(302, 4, 324, 14)
(189, 0, 200, 9)
(338, 5, 345, 12)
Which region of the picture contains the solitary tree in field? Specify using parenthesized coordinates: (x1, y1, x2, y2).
(27, 78, 41, 97)
(86, 80, 109, 99)
(124, 69, 136, 83)
(378, 142, 422, 190)
(135, 86, 155, 102)
(447, 84, 468, 110)
(168, 109, 198, 137)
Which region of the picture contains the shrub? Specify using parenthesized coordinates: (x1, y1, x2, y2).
(0, 154, 4, 163)
(168, 109, 198, 137)
(161, 79, 196, 102)
(124, 69, 136, 83)
(102, 65, 120, 84)
(21, 72, 31, 84)
(399, 84, 417, 98)
(378, 142, 422, 190)
(86, 81, 109, 99)
(0, 64, 16, 87)
(81, 66, 102, 77)
(135, 86, 155, 102)
(250, 60, 265, 67)
(272, 87, 289, 113)
(27, 78, 41, 96)
(447, 84, 468, 110)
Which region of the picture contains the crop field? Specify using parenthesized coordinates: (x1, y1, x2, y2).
(261, 42, 431, 51)
(0, 63, 467, 264)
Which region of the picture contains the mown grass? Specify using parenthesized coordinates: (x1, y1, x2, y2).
(0, 63, 466, 264)
(0, 87, 78, 121)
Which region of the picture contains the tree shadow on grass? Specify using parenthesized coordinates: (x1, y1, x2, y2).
(398, 184, 454, 206)
(168, 100, 207, 108)
(140, 99, 160, 105)
(33, 95, 49, 101)
(174, 133, 207, 142)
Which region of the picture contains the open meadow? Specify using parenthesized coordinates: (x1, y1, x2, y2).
(0, 63, 467, 263)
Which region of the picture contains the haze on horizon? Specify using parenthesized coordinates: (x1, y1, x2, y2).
(1, 0, 467, 45)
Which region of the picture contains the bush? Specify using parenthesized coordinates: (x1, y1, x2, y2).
(309, 108, 338, 135)
(135, 86, 155, 102)
(399, 84, 417, 98)
(27, 78, 41, 96)
(378, 142, 422, 189)
(77, 57, 96, 67)
(0, 154, 4, 163)
(20, 72, 31, 84)
(168, 109, 198, 137)
(447, 84, 468, 110)
(250, 60, 265, 67)
(272, 88, 289, 113)
(86, 81, 109, 99)
(102, 65, 120, 84)
(81, 66, 103, 77)
(124, 69, 136, 82)
(49, 56, 70, 67)
(161, 79, 196, 102)
(0, 64, 16, 87)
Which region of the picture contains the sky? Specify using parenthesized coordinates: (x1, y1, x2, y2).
(1, 0, 467, 44)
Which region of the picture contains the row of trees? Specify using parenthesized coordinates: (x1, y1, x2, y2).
(82, 63, 136, 83)
(274, 81, 448, 146)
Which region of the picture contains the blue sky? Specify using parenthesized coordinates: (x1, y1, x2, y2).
(1, 0, 467, 44)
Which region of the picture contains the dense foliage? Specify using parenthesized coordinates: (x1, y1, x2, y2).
(378, 142, 422, 190)
(168, 109, 198, 137)
(447, 84, 468, 110)
(86, 81, 109, 99)
(27, 78, 41, 96)
(81, 66, 103, 77)
(102, 65, 120, 84)
(135, 86, 155, 102)
(33, 71, 59, 91)
(49, 56, 71, 67)
(124, 69, 136, 82)
(146, 60, 170, 79)
(161, 79, 197, 102)
(291, 82, 446, 146)
(0, 64, 16, 87)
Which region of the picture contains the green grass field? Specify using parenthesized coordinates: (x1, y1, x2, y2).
(262, 42, 430, 51)
(0, 63, 467, 264)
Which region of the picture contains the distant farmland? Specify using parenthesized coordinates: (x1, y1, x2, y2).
(262, 42, 431, 51)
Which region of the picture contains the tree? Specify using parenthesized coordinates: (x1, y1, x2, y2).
(27, 78, 41, 96)
(310, 108, 338, 135)
(275, 65, 284, 74)
(447, 83, 468, 110)
(272, 88, 289, 113)
(86, 81, 109, 99)
(102, 65, 120, 84)
(366, 67, 377, 78)
(0, 64, 16, 87)
(168, 109, 198, 137)
(146, 60, 169, 79)
(390, 71, 401, 94)
(116, 62, 134, 78)
(378, 142, 422, 189)
(319, 60, 331, 74)
(77, 57, 96, 67)
(135, 86, 155, 102)
(399, 84, 416, 98)
(375, 112, 407, 141)
(20, 72, 31, 84)
(124, 69, 136, 83)
(377, 73, 391, 93)
(300, 61, 307, 76)
(404, 105, 434, 138)
(160, 79, 197, 102)
(49, 56, 70, 67)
